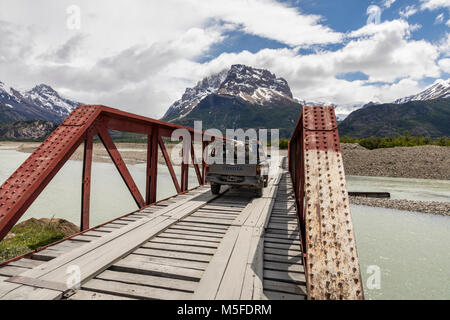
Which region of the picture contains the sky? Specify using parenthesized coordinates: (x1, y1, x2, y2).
(0, 0, 449, 118)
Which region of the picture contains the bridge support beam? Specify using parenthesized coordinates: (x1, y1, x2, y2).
(289, 106, 364, 300)
(81, 129, 94, 231)
(146, 128, 159, 205)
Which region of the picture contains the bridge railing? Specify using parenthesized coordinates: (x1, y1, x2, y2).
(288, 106, 364, 300)
(0, 105, 222, 242)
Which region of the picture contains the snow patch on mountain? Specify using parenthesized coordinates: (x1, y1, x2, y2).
(23, 84, 80, 118)
(395, 79, 450, 104)
(0, 80, 81, 121)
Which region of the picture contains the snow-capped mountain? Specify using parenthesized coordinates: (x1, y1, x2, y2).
(0, 81, 81, 123)
(394, 79, 450, 104)
(163, 64, 295, 121)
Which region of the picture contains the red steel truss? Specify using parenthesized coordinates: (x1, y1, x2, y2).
(0, 105, 217, 241)
(288, 106, 364, 300)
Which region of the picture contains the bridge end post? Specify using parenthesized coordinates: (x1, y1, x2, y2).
(289, 105, 364, 300)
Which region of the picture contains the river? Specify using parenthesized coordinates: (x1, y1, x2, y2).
(0, 146, 449, 299)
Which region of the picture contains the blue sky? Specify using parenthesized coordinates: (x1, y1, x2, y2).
(0, 0, 449, 117)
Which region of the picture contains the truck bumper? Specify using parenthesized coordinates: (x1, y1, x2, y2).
(206, 174, 264, 188)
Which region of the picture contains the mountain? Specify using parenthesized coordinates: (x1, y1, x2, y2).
(0, 81, 81, 123)
(162, 64, 302, 137)
(395, 79, 450, 104)
(339, 98, 450, 138)
(0, 120, 58, 141)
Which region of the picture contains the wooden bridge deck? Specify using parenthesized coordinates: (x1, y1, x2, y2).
(0, 159, 306, 300)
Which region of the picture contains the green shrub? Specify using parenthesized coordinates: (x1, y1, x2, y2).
(340, 134, 450, 149)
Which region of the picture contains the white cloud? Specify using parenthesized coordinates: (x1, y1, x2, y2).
(0, 1, 446, 118)
(167, 20, 439, 107)
(399, 5, 418, 18)
(421, 0, 450, 10)
(384, 0, 396, 8)
(435, 13, 445, 24)
(438, 58, 450, 72)
(447, 19, 450, 26)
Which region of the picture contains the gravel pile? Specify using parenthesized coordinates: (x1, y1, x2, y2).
(341, 144, 450, 180)
(349, 196, 450, 216)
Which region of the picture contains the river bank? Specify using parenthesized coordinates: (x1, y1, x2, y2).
(349, 196, 450, 216)
(341, 143, 450, 180)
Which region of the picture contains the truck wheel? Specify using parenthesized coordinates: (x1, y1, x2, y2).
(211, 184, 221, 195)
(255, 187, 263, 198)
(263, 176, 269, 188)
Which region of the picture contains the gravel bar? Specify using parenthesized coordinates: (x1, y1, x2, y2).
(350, 196, 450, 216)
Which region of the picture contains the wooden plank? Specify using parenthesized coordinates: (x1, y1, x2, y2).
(264, 247, 302, 257)
(171, 223, 228, 233)
(133, 248, 212, 263)
(82, 278, 191, 300)
(0, 285, 62, 300)
(111, 259, 203, 282)
(191, 212, 237, 220)
(96, 270, 197, 293)
(263, 279, 306, 296)
(142, 242, 216, 255)
(6, 259, 45, 269)
(263, 290, 305, 300)
(192, 226, 240, 299)
(149, 237, 219, 249)
(120, 253, 208, 271)
(264, 270, 306, 285)
(0, 266, 28, 277)
(164, 229, 224, 239)
(264, 253, 303, 265)
(267, 223, 298, 231)
(70, 235, 95, 242)
(264, 241, 301, 251)
(182, 217, 233, 226)
(240, 228, 264, 300)
(264, 261, 304, 273)
(156, 233, 222, 243)
(264, 237, 300, 245)
(216, 226, 253, 299)
(69, 289, 135, 300)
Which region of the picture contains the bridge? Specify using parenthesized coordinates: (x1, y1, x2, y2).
(0, 105, 363, 300)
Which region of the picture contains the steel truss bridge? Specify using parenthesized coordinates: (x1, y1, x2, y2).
(0, 105, 363, 300)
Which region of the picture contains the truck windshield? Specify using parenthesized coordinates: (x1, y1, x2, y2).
(211, 141, 261, 164)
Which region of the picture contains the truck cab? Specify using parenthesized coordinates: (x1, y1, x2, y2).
(205, 140, 270, 197)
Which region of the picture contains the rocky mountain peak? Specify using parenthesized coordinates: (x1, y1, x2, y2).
(29, 84, 59, 96)
(395, 79, 450, 104)
(218, 64, 293, 102)
(163, 64, 295, 121)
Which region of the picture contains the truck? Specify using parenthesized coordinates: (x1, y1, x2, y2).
(205, 140, 270, 197)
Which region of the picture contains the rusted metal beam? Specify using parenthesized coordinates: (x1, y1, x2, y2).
(289, 105, 364, 300)
(96, 123, 146, 209)
(0, 105, 102, 242)
(81, 129, 95, 231)
(191, 142, 202, 185)
(158, 137, 181, 194)
(202, 140, 208, 185)
(146, 127, 159, 205)
(180, 138, 189, 192)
